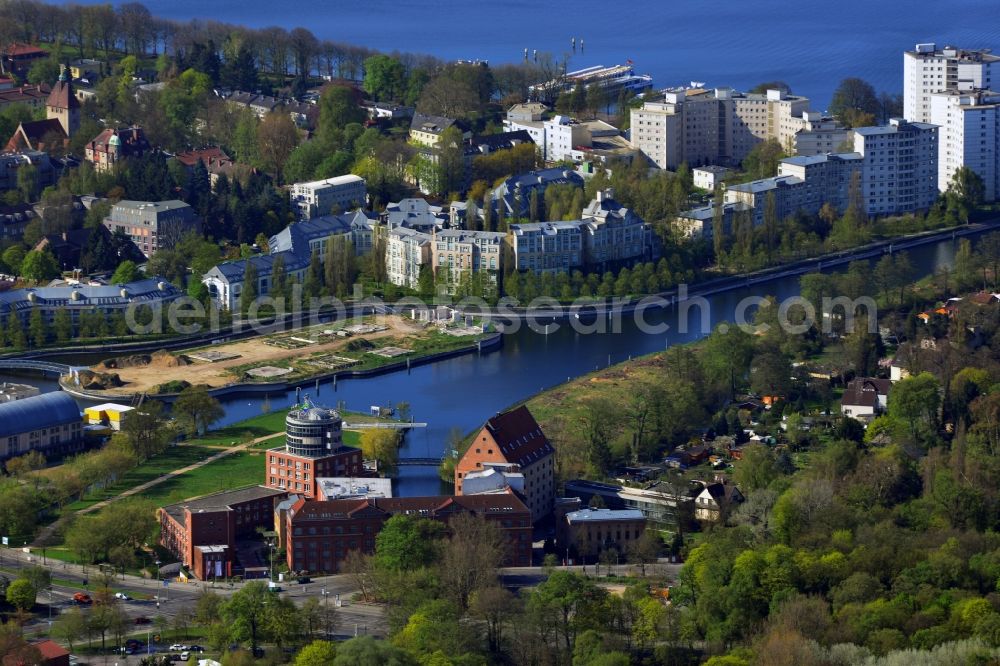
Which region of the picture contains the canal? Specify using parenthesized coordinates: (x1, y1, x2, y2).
(0, 232, 981, 496)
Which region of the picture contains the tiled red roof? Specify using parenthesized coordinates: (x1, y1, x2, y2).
(0, 84, 49, 105)
(484, 406, 553, 468)
(87, 127, 150, 155)
(291, 494, 529, 521)
(5, 118, 66, 152)
(46, 79, 79, 110)
(174, 146, 230, 168)
(33, 640, 69, 659)
(16, 118, 65, 142)
(5, 43, 46, 58)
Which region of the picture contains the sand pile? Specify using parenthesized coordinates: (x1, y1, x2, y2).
(99, 350, 190, 370)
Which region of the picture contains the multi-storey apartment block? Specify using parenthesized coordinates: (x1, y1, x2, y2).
(931, 89, 1000, 201)
(904, 43, 1000, 124)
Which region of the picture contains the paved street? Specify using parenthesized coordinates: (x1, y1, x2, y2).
(2, 545, 390, 650)
(3, 541, 682, 660)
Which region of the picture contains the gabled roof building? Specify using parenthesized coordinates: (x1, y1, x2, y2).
(455, 405, 555, 522)
(841, 377, 892, 420)
(492, 168, 584, 219)
(84, 127, 150, 173)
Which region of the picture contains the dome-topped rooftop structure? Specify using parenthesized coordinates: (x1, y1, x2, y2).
(284, 396, 342, 457)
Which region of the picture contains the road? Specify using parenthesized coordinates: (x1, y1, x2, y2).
(4, 545, 681, 659)
(500, 562, 683, 588)
(2, 546, 389, 653)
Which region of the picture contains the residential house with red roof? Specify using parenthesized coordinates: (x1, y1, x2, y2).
(27, 640, 69, 666)
(455, 405, 555, 522)
(173, 146, 252, 187)
(0, 83, 49, 111)
(2, 43, 47, 78)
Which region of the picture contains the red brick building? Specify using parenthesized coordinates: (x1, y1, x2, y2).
(264, 447, 364, 498)
(285, 493, 533, 573)
(455, 406, 555, 522)
(159, 486, 286, 580)
(264, 402, 366, 498)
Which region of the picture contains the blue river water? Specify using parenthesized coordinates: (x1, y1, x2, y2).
(0, 232, 976, 496)
(73, 0, 1000, 109)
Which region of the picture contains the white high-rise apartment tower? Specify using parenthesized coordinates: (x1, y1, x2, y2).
(930, 89, 1000, 201)
(904, 43, 1000, 123)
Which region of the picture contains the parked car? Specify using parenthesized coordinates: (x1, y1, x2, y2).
(187, 645, 204, 652)
(297, 576, 311, 584)
(72, 592, 92, 604)
(114, 592, 131, 600)
(179, 652, 190, 661)
(169, 644, 188, 651)
(134, 616, 151, 625)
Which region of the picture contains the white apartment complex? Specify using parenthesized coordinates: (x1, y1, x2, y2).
(673, 201, 751, 240)
(290, 175, 367, 219)
(508, 221, 585, 274)
(852, 119, 939, 216)
(724, 175, 815, 228)
(542, 115, 591, 163)
(904, 43, 1000, 124)
(693, 166, 731, 191)
(580, 190, 653, 267)
(386, 227, 432, 290)
(508, 190, 653, 272)
(678, 120, 939, 239)
(502, 107, 631, 164)
(794, 113, 852, 156)
(629, 88, 810, 170)
(930, 89, 1000, 201)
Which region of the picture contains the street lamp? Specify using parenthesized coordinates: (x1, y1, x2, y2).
(155, 559, 161, 609)
(268, 540, 275, 585)
(321, 588, 329, 638)
(47, 587, 52, 626)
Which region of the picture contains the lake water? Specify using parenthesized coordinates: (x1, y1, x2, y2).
(3, 231, 982, 496)
(85, 0, 1000, 109)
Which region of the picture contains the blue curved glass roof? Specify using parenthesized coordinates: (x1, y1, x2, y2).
(0, 392, 81, 438)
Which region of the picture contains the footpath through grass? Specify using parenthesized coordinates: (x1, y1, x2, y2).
(137, 450, 266, 505)
(66, 407, 372, 511)
(65, 446, 218, 511)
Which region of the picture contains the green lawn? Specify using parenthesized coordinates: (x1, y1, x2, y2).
(138, 450, 267, 506)
(65, 446, 218, 511)
(188, 408, 386, 448)
(182, 410, 290, 447)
